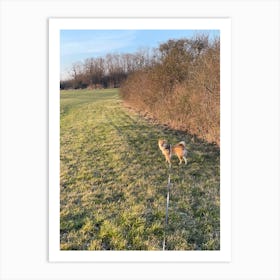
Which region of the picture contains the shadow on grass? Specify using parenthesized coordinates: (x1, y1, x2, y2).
(108, 107, 220, 250)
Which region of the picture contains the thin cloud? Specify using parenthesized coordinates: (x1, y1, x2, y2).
(61, 31, 136, 57)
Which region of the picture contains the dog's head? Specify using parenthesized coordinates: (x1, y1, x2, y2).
(158, 139, 171, 152)
(158, 139, 167, 148)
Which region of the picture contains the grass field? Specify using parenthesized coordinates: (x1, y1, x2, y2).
(60, 88, 220, 250)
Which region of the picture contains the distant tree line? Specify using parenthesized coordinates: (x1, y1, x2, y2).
(60, 49, 156, 90)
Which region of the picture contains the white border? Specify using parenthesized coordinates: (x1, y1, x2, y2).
(1, 0, 279, 279)
(49, 18, 231, 262)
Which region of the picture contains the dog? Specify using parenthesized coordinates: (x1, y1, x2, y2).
(158, 139, 187, 166)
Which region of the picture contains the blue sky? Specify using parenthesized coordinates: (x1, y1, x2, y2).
(60, 29, 219, 80)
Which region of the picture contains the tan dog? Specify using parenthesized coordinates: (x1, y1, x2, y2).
(158, 139, 187, 166)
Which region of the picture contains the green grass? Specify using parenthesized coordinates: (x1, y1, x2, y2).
(60, 88, 220, 250)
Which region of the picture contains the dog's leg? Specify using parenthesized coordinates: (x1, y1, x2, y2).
(165, 155, 171, 167)
(177, 155, 183, 165)
(168, 158, 172, 167)
(165, 155, 171, 166)
(166, 159, 171, 167)
(183, 156, 187, 165)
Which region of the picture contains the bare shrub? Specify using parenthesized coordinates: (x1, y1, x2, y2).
(120, 35, 220, 145)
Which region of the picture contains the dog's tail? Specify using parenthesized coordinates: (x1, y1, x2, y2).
(178, 141, 186, 147)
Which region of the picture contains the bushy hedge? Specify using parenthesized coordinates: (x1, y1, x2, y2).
(120, 35, 220, 145)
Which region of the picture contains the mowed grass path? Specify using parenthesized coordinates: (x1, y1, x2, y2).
(60, 89, 220, 250)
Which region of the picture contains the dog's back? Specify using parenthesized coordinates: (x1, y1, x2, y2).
(172, 141, 186, 156)
(172, 141, 187, 164)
